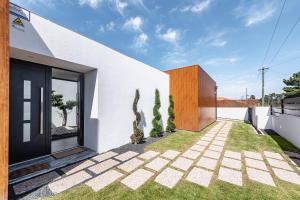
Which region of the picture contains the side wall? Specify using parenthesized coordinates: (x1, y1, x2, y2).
(217, 107, 249, 121)
(198, 67, 216, 130)
(10, 11, 169, 153)
(166, 66, 199, 131)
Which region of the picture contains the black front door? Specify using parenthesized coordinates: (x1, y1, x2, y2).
(9, 59, 51, 164)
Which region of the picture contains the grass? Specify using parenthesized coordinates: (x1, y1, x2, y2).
(226, 122, 300, 153)
(144, 122, 216, 152)
(44, 121, 300, 200)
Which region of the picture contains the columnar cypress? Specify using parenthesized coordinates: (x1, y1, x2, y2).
(130, 89, 144, 144)
(166, 95, 176, 132)
(150, 89, 163, 137)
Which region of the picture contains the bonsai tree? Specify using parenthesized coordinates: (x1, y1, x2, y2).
(283, 71, 300, 98)
(166, 95, 176, 132)
(130, 89, 144, 144)
(150, 89, 163, 137)
(51, 91, 77, 126)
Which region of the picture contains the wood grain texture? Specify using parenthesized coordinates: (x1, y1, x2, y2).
(166, 65, 216, 131)
(0, 0, 9, 199)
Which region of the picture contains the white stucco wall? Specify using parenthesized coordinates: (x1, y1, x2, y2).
(271, 115, 300, 149)
(251, 107, 272, 129)
(217, 107, 249, 121)
(10, 10, 169, 153)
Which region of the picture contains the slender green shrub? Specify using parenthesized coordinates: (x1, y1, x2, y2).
(130, 89, 144, 144)
(166, 95, 176, 132)
(150, 89, 163, 137)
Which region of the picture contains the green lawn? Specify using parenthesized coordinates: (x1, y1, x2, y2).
(44, 121, 300, 200)
(226, 122, 300, 153)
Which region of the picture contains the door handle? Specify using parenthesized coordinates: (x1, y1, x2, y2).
(40, 87, 43, 134)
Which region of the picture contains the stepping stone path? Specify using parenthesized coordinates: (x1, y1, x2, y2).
(38, 121, 300, 197)
(121, 169, 154, 190)
(85, 170, 123, 191)
(155, 167, 183, 188)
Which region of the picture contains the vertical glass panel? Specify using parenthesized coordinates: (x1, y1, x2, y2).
(23, 102, 31, 121)
(24, 80, 31, 99)
(23, 123, 30, 142)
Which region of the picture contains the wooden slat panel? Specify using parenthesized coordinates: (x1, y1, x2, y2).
(198, 67, 216, 130)
(284, 104, 300, 110)
(166, 66, 199, 131)
(284, 109, 300, 117)
(283, 97, 300, 104)
(0, 0, 9, 199)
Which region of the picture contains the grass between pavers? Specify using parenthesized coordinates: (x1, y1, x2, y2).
(144, 122, 217, 152)
(226, 122, 300, 153)
(43, 121, 300, 200)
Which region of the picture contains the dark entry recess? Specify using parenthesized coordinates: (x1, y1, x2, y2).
(9, 59, 51, 164)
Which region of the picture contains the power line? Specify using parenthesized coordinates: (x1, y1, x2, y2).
(268, 14, 300, 66)
(261, 0, 286, 66)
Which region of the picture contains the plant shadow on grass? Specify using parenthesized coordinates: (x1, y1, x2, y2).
(264, 129, 300, 154)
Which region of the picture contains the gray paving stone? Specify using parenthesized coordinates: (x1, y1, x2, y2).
(121, 169, 154, 190)
(114, 151, 139, 161)
(155, 167, 184, 188)
(245, 158, 268, 171)
(212, 140, 225, 147)
(208, 145, 223, 152)
(197, 140, 210, 146)
(145, 157, 170, 172)
(190, 144, 206, 152)
(218, 167, 243, 186)
(92, 151, 119, 162)
(203, 150, 222, 160)
(221, 157, 242, 170)
(85, 170, 124, 191)
(13, 171, 60, 195)
(88, 159, 120, 174)
(244, 151, 263, 160)
(182, 149, 202, 160)
(117, 158, 144, 173)
(171, 157, 194, 171)
(196, 156, 218, 170)
(161, 150, 181, 160)
(246, 167, 275, 187)
(62, 160, 95, 175)
(266, 158, 294, 171)
(224, 150, 241, 160)
(272, 168, 300, 185)
(215, 137, 227, 142)
(48, 171, 92, 194)
(138, 150, 160, 160)
(264, 151, 284, 160)
(285, 151, 300, 159)
(186, 167, 213, 187)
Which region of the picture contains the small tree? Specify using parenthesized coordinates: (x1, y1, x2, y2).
(283, 71, 300, 98)
(166, 95, 176, 132)
(150, 89, 163, 137)
(130, 89, 144, 144)
(51, 91, 77, 126)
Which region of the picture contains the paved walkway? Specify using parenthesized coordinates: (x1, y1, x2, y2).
(13, 121, 300, 198)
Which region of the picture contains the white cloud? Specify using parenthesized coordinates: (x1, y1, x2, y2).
(79, 0, 102, 8)
(204, 57, 239, 66)
(180, 0, 212, 14)
(123, 16, 143, 32)
(235, 1, 276, 27)
(197, 30, 228, 47)
(210, 39, 227, 47)
(98, 21, 115, 33)
(156, 26, 180, 43)
(115, 0, 128, 15)
(132, 32, 148, 50)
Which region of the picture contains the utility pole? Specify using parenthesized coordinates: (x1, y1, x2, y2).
(258, 67, 269, 106)
(245, 88, 248, 100)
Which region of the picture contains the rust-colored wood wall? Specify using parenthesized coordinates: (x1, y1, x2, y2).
(166, 65, 216, 131)
(0, 0, 9, 199)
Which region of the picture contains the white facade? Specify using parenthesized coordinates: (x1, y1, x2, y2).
(9, 10, 169, 153)
(217, 107, 249, 121)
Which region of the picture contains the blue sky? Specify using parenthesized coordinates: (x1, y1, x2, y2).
(12, 0, 300, 99)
